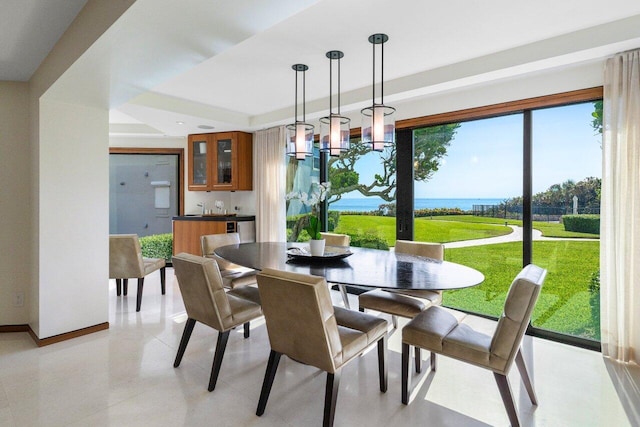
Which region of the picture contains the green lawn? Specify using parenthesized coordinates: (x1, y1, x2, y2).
(432, 215, 600, 238)
(445, 240, 600, 340)
(335, 215, 511, 247)
(331, 214, 601, 341)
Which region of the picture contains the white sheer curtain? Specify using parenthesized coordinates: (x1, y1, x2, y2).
(601, 49, 640, 364)
(253, 126, 287, 242)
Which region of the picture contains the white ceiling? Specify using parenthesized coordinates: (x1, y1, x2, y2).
(0, 0, 88, 81)
(5, 0, 640, 138)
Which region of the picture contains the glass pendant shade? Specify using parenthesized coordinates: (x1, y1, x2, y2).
(361, 33, 395, 152)
(320, 114, 350, 156)
(286, 121, 314, 160)
(361, 104, 395, 151)
(286, 64, 314, 160)
(319, 50, 350, 157)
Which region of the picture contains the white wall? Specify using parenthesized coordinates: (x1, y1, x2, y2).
(0, 82, 31, 325)
(22, 0, 135, 336)
(36, 99, 110, 338)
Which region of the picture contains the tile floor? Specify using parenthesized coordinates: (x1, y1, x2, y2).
(1, 268, 639, 426)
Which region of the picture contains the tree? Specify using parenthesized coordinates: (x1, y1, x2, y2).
(591, 100, 603, 135)
(327, 124, 460, 203)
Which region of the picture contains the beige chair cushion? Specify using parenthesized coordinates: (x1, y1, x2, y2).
(257, 268, 387, 373)
(359, 289, 432, 318)
(172, 253, 261, 333)
(358, 241, 444, 318)
(403, 306, 468, 352)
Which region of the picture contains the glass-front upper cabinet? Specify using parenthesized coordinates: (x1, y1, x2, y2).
(213, 134, 234, 189)
(187, 131, 253, 191)
(188, 134, 211, 190)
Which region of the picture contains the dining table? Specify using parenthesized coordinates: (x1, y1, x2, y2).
(215, 242, 484, 308)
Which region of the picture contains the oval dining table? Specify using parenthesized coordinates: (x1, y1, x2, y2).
(214, 242, 485, 308)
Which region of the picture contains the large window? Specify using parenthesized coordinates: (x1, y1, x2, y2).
(414, 115, 523, 319)
(406, 91, 602, 348)
(531, 102, 601, 341)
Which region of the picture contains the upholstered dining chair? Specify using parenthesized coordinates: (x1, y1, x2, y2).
(255, 268, 388, 427)
(320, 232, 351, 247)
(201, 233, 257, 288)
(171, 253, 262, 392)
(319, 232, 352, 308)
(401, 264, 547, 427)
(359, 240, 444, 327)
(109, 234, 166, 312)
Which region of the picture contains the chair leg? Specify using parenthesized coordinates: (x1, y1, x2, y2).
(208, 330, 231, 392)
(337, 284, 350, 309)
(257, 350, 282, 416)
(160, 267, 166, 295)
(401, 343, 410, 404)
(377, 335, 388, 392)
(244, 322, 250, 338)
(414, 346, 421, 373)
(430, 352, 437, 371)
(324, 370, 341, 427)
(174, 318, 196, 367)
(135, 278, 144, 312)
(515, 348, 538, 405)
(116, 279, 122, 296)
(494, 372, 521, 427)
(123, 278, 128, 295)
(392, 315, 398, 329)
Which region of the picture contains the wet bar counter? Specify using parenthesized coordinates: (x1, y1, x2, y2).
(172, 215, 256, 255)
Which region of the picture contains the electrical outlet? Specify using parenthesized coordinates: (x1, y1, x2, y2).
(14, 291, 24, 307)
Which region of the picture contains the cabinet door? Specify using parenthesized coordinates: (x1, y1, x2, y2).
(212, 133, 237, 190)
(188, 134, 212, 190)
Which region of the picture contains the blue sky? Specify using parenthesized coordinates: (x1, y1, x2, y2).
(348, 101, 602, 199)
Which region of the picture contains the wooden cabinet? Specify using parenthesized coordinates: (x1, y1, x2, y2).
(172, 219, 230, 255)
(187, 131, 253, 191)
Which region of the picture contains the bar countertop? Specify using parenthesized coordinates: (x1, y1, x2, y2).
(172, 214, 255, 222)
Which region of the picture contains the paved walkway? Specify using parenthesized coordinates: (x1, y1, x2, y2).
(443, 225, 599, 249)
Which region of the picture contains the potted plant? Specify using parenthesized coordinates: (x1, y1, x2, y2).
(286, 182, 331, 256)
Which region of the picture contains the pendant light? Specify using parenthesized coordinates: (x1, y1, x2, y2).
(320, 50, 350, 156)
(286, 64, 314, 160)
(361, 33, 395, 151)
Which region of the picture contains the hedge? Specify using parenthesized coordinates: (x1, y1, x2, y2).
(139, 233, 173, 262)
(562, 214, 600, 234)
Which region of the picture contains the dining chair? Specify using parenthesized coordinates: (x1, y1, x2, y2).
(201, 232, 257, 288)
(255, 268, 388, 427)
(359, 240, 444, 327)
(401, 264, 547, 427)
(320, 232, 351, 247)
(109, 234, 166, 312)
(171, 252, 262, 391)
(319, 232, 352, 308)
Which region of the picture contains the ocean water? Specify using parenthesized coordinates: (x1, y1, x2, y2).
(330, 197, 505, 212)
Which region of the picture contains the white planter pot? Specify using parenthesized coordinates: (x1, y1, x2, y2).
(309, 239, 326, 256)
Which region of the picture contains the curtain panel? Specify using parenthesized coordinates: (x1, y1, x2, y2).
(253, 126, 287, 242)
(602, 49, 640, 364)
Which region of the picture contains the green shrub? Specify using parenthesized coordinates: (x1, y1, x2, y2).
(562, 214, 600, 234)
(349, 230, 389, 250)
(328, 210, 341, 231)
(415, 207, 465, 217)
(139, 233, 173, 263)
